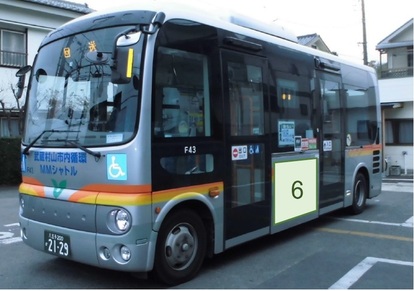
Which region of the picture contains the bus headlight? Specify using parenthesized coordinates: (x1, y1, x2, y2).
(107, 208, 132, 234)
(115, 209, 131, 232)
(120, 245, 131, 261)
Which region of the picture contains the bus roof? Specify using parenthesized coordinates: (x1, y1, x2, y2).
(56, 0, 374, 73)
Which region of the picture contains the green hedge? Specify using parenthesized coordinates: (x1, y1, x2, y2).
(0, 138, 22, 185)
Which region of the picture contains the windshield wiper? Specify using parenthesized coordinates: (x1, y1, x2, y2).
(23, 131, 102, 161)
(66, 140, 101, 160)
(22, 129, 79, 155)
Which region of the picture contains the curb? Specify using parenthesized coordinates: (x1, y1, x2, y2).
(382, 177, 413, 184)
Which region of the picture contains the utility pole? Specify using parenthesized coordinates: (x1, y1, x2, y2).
(361, 0, 368, 65)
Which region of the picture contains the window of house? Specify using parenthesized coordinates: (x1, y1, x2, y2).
(0, 117, 20, 137)
(0, 29, 26, 67)
(407, 46, 413, 68)
(385, 119, 413, 145)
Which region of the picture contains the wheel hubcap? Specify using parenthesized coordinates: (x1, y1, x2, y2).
(355, 180, 365, 206)
(164, 224, 197, 270)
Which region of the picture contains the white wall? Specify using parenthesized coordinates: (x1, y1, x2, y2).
(379, 77, 413, 103)
(379, 77, 413, 174)
(385, 101, 413, 119)
(385, 145, 413, 175)
(27, 27, 51, 65)
(383, 102, 413, 174)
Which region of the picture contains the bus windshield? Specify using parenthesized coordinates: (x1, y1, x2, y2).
(23, 26, 143, 147)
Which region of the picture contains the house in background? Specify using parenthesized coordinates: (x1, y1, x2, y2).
(376, 18, 413, 175)
(297, 33, 335, 55)
(0, 0, 92, 137)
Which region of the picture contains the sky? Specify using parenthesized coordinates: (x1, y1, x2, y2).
(71, 0, 412, 64)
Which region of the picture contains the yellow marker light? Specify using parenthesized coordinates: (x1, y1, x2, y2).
(63, 47, 71, 58)
(208, 186, 220, 198)
(126, 48, 134, 78)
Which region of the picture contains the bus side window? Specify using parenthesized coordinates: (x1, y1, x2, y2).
(228, 63, 264, 136)
(274, 74, 316, 150)
(159, 87, 205, 137)
(345, 85, 378, 146)
(160, 154, 214, 175)
(153, 47, 211, 138)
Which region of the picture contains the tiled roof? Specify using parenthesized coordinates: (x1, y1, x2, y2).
(297, 33, 318, 46)
(21, 0, 94, 14)
(297, 33, 332, 53)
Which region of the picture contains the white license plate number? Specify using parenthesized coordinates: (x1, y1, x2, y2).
(44, 231, 70, 257)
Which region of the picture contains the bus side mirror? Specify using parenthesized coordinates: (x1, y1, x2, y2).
(111, 31, 141, 84)
(15, 65, 32, 99)
(111, 46, 134, 84)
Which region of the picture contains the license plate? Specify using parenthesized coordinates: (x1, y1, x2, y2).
(44, 231, 70, 257)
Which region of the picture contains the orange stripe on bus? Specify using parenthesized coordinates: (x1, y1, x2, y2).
(19, 180, 223, 206)
(21, 176, 44, 186)
(80, 184, 151, 193)
(348, 144, 382, 157)
(68, 190, 152, 206)
(152, 182, 223, 204)
(19, 182, 45, 197)
(96, 192, 152, 206)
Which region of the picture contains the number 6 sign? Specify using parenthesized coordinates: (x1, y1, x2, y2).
(273, 158, 318, 225)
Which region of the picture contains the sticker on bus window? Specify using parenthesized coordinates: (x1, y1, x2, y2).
(248, 144, 260, 155)
(278, 121, 295, 146)
(294, 136, 302, 152)
(323, 140, 332, 152)
(308, 138, 318, 150)
(106, 133, 123, 143)
(231, 145, 247, 161)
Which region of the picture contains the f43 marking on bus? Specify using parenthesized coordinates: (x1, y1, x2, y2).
(184, 146, 197, 154)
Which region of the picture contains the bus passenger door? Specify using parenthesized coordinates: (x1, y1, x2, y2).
(318, 73, 345, 209)
(221, 50, 271, 246)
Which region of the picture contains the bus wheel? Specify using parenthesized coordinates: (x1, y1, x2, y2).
(349, 173, 367, 215)
(152, 209, 206, 285)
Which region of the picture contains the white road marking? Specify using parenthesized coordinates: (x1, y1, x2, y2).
(0, 237, 22, 244)
(381, 182, 413, 193)
(329, 257, 414, 289)
(0, 223, 21, 245)
(329, 216, 413, 228)
(402, 216, 413, 228)
(0, 231, 13, 239)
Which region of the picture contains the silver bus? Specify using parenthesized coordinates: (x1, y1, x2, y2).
(17, 1, 382, 285)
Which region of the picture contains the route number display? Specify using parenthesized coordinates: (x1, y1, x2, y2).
(273, 158, 318, 225)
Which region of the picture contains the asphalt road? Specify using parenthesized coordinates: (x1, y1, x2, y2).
(0, 182, 412, 289)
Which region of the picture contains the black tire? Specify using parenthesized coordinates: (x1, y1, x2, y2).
(151, 209, 206, 286)
(349, 173, 367, 215)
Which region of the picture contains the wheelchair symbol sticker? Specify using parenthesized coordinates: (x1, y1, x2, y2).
(107, 154, 127, 181)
